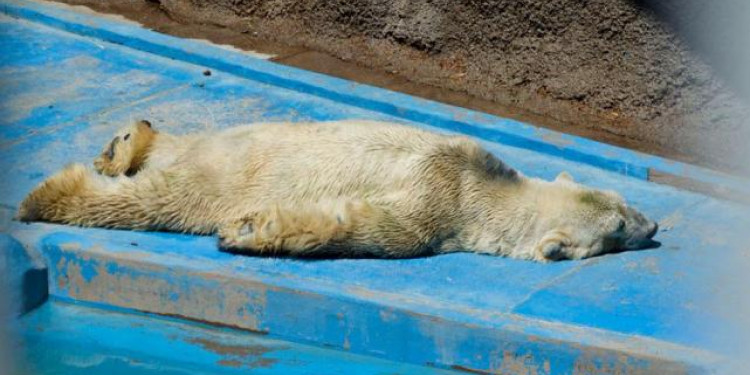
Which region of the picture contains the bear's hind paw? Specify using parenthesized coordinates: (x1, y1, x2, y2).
(16, 163, 90, 223)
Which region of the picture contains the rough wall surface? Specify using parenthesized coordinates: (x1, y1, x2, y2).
(65, 0, 750, 174)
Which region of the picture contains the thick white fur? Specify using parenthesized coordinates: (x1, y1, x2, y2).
(18, 120, 658, 261)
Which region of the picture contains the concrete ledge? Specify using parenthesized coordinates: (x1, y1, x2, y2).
(3, 0, 749, 196)
(6, 225, 721, 374)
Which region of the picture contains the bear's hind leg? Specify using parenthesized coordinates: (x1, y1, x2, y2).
(218, 201, 352, 257)
(17, 163, 92, 223)
(17, 163, 160, 230)
(217, 200, 431, 258)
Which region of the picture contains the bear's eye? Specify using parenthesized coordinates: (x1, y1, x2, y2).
(616, 219, 626, 231)
(124, 133, 130, 141)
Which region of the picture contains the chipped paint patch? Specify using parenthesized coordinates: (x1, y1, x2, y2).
(188, 337, 277, 357)
(189, 337, 280, 369)
(624, 256, 661, 275)
(537, 129, 574, 148)
(48, 242, 268, 332)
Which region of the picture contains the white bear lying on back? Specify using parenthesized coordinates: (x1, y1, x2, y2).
(18, 120, 659, 261)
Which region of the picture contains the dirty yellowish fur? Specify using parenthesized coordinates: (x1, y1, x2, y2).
(17, 120, 659, 261)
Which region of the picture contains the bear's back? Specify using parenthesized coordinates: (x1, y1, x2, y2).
(177, 120, 512, 214)
(194, 122, 459, 201)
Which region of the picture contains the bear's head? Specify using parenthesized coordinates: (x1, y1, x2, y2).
(525, 171, 659, 261)
(94, 120, 156, 177)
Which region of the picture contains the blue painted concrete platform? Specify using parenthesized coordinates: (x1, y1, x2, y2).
(1, 1, 749, 374)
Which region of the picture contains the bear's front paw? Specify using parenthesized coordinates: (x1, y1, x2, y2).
(218, 211, 283, 254)
(16, 164, 89, 223)
(217, 216, 256, 250)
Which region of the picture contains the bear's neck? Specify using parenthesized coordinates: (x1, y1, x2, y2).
(456, 176, 544, 258)
(141, 132, 199, 170)
(128, 127, 158, 174)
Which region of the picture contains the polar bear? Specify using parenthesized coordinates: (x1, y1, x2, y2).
(17, 120, 659, 261)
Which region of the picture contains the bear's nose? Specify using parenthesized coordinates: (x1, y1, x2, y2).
(647, 221, 658, 238)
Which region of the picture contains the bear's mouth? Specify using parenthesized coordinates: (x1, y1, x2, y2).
(622, 236, 661, 251)
(634, 238, 661, 250)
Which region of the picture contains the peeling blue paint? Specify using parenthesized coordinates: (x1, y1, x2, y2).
(79, 259, 99, 283)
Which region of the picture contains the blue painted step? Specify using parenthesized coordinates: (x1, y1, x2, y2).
(8, 300, 465, 375)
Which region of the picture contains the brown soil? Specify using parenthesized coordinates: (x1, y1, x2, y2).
(55, 0, 750, 176)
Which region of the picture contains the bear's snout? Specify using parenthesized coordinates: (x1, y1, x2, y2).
(623, 218, 660, 250)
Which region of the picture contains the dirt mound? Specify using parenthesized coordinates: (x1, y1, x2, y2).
(60, 0, 750, 175)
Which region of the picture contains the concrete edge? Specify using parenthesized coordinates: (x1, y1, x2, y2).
(10, 227, 722, 374)
(2, 0, 749, 197)
(0, 234, 48, 318)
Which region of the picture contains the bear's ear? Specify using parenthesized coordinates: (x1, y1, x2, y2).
(534, 230, 572, 261)
(137, 120, 153, 129)
(555, 171, 574, 183)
